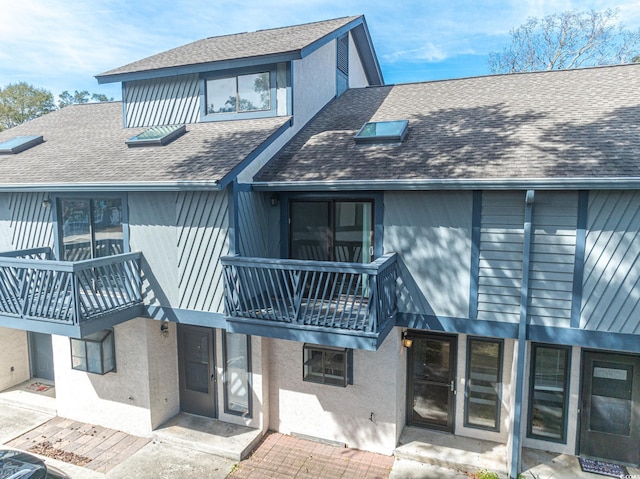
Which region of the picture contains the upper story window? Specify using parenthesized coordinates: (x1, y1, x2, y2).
(202, 66, 279, 122)
(207, 72, 271, 114)
(58, 196, 125, 261)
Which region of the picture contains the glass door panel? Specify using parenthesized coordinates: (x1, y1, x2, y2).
(408, 334, 457, 432)
(93, 198, 123, 257)
(334, 201, 372, 264)
(290, 201, 330, 261)
(61, 199, 91, 261)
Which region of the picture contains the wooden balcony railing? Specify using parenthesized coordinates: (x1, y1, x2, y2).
(221, 253, 398, 334)
(0, 247, 142, 326)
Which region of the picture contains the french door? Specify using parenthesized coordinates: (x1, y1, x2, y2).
(407, 333, 457, 432)
(289, 200, 373, 263)
(579, 351, 640, 465)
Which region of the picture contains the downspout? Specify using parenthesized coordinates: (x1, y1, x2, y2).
(510, 189, 535, 479)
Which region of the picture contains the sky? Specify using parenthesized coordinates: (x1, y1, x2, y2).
(2, 0, 640, 101)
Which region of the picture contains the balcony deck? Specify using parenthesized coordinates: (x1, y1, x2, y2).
(0, 247, 143, 337)
(221, 253, 398, 350)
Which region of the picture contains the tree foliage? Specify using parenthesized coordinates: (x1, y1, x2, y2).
(58, 90, 113, 109)
(489, 9, 640, 74)
(0, 84, 113, 132)
(0, 82, 55, 131)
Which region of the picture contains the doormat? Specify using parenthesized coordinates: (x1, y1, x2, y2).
(579, 457, 629, 478)
(25, 382, 52, 393)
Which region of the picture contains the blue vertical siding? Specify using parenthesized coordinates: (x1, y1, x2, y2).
(237, 191, 280, 258)
(582, 190, 640, 333)
(477, 191, 524, 323)
(384, 191, 472, 318)
(0, 193, 54, 251)
(177, 191, 229, 313)
(527, 191, 578, 327)
(128, 192, 180, 310)
(124, 74, 200, 127)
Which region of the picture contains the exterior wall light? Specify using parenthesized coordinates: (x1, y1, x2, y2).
(402, 331, 413, 348)
(160, 321, 169, 337)
(41, 198, 52, 208)
(270, 195, 279, 207)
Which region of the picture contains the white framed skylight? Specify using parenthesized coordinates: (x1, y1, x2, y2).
(0, 135, 44, 154)
(126, 124, 186, 147)
(354, 120, 408, 144)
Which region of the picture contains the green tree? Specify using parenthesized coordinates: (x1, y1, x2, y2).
(0, 82, 55, 131)
(489, 9, 640, 73)
(58, 90, 113, 108)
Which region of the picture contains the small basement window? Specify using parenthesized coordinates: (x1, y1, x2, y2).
(303, 344, 352, 387)
(126, 124, 186, 147)
(0, 135, 44, 154)
(71, 329, 116, 375)
(354, 120, 408, 144)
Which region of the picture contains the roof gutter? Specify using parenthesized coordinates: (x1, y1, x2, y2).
(0, 180, 221, 193)
(251, 177, 640, 191)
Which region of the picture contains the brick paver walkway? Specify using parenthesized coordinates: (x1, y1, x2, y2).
(228, 432, 394, 479)
(6, 416, 150, 474)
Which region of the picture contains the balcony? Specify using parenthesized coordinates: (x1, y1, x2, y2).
(221, 253, 398, 350)
(0, 247, 143, 337)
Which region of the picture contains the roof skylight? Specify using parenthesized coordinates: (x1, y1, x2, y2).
(0, 135, 44, 154)
(354, 120, 408, 144)
(126, 125, 186, 147)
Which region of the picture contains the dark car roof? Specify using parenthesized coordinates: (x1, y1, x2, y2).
(0, 449, 47, 478)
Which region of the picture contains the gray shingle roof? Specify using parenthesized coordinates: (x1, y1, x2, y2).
(98, 16, 361, 79)
(0, 102, 289, 188)
(256, 64, 640, 185)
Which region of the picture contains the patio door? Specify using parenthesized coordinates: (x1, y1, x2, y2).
(289, 200, 373, 263)
(407, 333, 457, 432)
(29, 332, 54, 382)
(579, 351, 640, 465)
(178, 325, 217, 418)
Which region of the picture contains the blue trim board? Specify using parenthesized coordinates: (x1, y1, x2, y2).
(226, 316, 384, 351)
(511, 190, 534, 479)
(529, 325, 640, 353)
(146, 305, 228, 329)
(397, 313, 519, 338)
(571, 190, 588, 328)
(228, 182, 239, 255)
(97, 52, 301, 84)
(469, 190, 482, 319)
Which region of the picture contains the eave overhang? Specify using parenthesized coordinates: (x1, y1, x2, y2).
(0, 181, 222, 193)
(251, 177, 640, 191)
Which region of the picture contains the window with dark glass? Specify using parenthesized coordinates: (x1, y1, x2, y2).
(223, 332, 251, 417)
(303, 345, 352, 387)
(58, 197, 123, 261)
(71, 329, 115, 374)
(528, 344, 570, 442)
(465, 338, 502, 430)
(289, 200, 373, 263)
(206, 72, 271, 115)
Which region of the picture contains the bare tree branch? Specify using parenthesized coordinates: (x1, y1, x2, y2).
(489, 9, 640, 74)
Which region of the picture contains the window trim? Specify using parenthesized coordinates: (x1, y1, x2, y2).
(200, 65, 278, 122)
(70, 329, 116, 375)
(53, 193, 129, 261)
(464, 336, 503, 432)
(527, 343, 571, 444)
(302, 344, 353, 387)
(222, 331, 252, 418)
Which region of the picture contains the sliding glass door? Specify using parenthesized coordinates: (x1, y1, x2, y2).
(289, 200, 373, 264)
